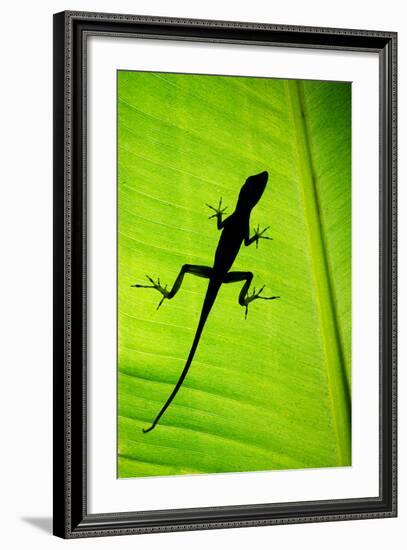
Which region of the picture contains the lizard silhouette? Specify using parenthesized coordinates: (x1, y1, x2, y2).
(132, 171, 279, 433)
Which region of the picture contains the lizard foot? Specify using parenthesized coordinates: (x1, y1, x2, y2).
(206, 197, 228, 219)
(243, 285, 280, 319)
(252, 224, 273, 248)
(132, 275, 170, 310)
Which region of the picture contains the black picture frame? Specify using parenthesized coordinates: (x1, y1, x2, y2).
(53, 10, 397, 539)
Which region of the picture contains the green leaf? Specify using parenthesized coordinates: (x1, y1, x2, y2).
(117, 71, 351, 478)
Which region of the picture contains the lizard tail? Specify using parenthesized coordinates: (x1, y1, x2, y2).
(143, 279, 221, 433)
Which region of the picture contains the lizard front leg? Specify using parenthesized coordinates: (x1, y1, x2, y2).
(206, 197, 228, 229)
(223, 271, 280, 319)
(132, 264, 212, 309)
(245, 225, 273, 248)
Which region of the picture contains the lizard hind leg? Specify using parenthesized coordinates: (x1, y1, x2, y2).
(132, 264, 213, 310)
(223, 271, 280, 319)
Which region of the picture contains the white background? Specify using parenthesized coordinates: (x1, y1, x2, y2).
(0, 1, 404, 549)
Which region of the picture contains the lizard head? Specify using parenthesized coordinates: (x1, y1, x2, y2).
(237, 171, 268, 211)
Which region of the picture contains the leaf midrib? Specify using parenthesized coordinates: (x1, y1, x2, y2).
(286, 80, 351, 465)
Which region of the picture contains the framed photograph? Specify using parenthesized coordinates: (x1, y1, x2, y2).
(53, 11, 397, 538)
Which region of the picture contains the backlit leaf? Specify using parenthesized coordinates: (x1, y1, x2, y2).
(117, 71, 351, 477)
